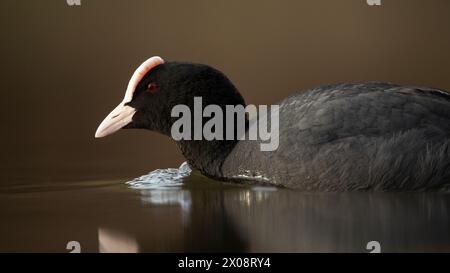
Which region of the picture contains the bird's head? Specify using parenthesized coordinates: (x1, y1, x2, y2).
(95, 56, 245, 138)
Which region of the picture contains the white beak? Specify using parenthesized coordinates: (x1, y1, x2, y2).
(95, 102, 136, 138)
(95, 56, 164, 138)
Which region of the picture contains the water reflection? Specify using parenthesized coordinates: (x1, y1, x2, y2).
(126, 162, 193, 224)
(1, 165, 449, 252)
(98, 228, 139, 253)
(123, 163, 450, 252)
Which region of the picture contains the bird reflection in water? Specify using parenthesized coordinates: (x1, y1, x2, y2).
(98, 228, 139, 253)
(95, 162, 450, 252)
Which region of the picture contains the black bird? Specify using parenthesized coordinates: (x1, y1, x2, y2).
(95, 56, 450, 191)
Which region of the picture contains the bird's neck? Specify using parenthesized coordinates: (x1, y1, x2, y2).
(173, 103, 249, 179)
(176, 139, 238, 179)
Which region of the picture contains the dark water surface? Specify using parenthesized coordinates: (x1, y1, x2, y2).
(1, 163, 449, 253)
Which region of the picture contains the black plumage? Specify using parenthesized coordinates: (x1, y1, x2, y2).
(101, 61, 450, 191)
(222, 82, 450, 191)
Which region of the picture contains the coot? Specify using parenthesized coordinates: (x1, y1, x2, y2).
(95, 56, 450, 191)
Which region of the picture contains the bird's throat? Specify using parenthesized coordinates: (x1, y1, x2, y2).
(176, 139, 239, 179)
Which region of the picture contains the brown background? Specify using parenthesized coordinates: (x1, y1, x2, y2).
(1, 0, 449, 183)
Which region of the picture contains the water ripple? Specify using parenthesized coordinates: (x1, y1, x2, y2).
(125, 162, 192, 189)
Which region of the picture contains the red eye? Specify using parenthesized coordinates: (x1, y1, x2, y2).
(147, 83, 157, 93)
